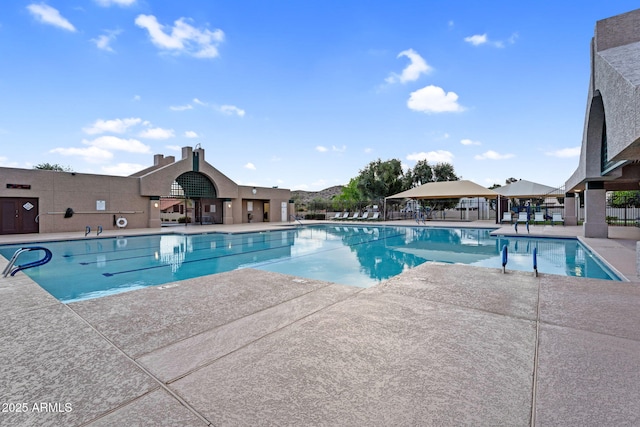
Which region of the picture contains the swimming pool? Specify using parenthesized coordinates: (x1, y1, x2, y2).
(0, 225, 619, 302)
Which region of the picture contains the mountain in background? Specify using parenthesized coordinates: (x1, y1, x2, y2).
(291, 185, 343, 204)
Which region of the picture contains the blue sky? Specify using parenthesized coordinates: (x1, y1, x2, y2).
(1, 1, 639, 191)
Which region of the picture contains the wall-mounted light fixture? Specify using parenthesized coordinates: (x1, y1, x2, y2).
(227, 203, 232, 208)
(154, 202, 159, 208)
(252, 187, 257, 195)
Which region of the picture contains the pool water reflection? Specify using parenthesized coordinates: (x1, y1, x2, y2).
(0, 225, 619, 303)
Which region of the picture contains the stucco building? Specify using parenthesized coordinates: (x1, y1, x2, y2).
(566, 8, 640, 237)
(0, 146, 294, 235)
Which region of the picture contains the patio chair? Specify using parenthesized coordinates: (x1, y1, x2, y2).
(534, 212, 544, 225)
(337, 212, 349, 220)
(517, 213, 529, 224)
(359, 212, 369, 220)
(501, 212, 512, 224)
(370, 212, 380, 221)
(552, 213, 564, 225)
(347, 212, 359, 220)
(331, 212, 342, 220)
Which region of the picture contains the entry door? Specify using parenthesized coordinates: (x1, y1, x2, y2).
(281, 202, 287, 222)
(0, 198, 39, 234)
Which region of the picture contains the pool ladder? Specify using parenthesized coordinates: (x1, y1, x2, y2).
(85, 225, 103, 236)
(289, 215, 303, 227)
(2, 246, 53, 277)
(501, 244, 538, 277)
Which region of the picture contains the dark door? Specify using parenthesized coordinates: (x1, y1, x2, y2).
(0, 198, 39, 234)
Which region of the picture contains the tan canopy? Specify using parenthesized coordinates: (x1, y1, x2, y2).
(493, 179, 558, 198)
(386, 180, 498, 200)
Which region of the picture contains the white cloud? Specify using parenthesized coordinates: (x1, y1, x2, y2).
(166, 145, 182, 151)
(474, 150, 515, 160)
(132, 95, 141, 101)
(134, 15, 224, 58)
(184, 131, 198, 138)
(218, 105, 245, 117)
(364, 147, 373, 153)
(0, 156, 18, 167)
(244, 162, 256, 170)
(27, 3, 76, 32)
(101, 163, 146, 176)
(94, 0, 136, 6)
(82, 135, 151, 153)
(332, 145, 346, 152)
(316, 146, 328, 152)
(50, 146, 113, 163)
(407, 150, 454, 163)
(545, 147, 580, 158)
(193, 98, 207, 106)
(407, 85, 465, 113)
(465, 33, 517, 48)
(138, 127, 175, 139)
(385, 48, 432, 84)
(91, 29, 122, 53)
(460, 138, 481, 146)
(170, 104, 193, 111)
(83, 118, 142, 135)
(464, 34, 488, 46)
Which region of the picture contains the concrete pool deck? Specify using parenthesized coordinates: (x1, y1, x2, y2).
(1, 220, 639, 426)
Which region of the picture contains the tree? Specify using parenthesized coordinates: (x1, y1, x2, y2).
(432, 163, 458, 182)
(33, 163, 72, 172)
(406, 160, 433, 188)
(505, 177, 518, 184)
(356, 158, 405, 203)
(608, 190, 640, 208)
(334, 178, 365, 211)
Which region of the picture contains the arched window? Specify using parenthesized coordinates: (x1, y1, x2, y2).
(171, 172, 217, 198)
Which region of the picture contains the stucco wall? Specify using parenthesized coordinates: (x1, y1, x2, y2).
(0, 168, 150, 233)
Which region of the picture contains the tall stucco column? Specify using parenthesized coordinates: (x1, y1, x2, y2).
(583, 181, 608, 238)
(288, 200, 295, 221)
(148, 197, 161, 228)
(223, 199, 234, 225)
(564, 193, 577, 226)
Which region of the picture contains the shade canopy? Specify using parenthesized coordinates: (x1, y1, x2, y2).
(493, 179, 558, 198)
(386, 180, 498, 200)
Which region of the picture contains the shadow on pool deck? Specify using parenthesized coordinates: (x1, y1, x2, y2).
(1, 220, 640, 426)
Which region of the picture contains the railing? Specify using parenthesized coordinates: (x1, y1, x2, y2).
(289, 215, 303, 226)
(85, 225, 104, 236)
(2, 246, 53, 277)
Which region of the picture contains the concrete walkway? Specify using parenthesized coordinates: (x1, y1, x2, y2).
(1, 221, 639, 426)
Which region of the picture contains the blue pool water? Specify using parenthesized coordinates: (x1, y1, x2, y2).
(0, 225, 619, 302)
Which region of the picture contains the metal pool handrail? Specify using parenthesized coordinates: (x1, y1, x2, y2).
(2, 247, 53, 277)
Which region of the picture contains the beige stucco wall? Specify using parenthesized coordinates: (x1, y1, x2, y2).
(1, 146, 292, 234)
(0, 168, 149, 233)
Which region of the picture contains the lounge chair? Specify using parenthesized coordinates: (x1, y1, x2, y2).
(370, 212, 380, 221)
(359, 212, 369, 221)
(517, 213, 529, 223)
(331, 212, 341, 220)
(347, 212, 359, 220)
(501, 212, 512, 224)
(337, 212, 349, 220)
(552, 213, 564, 225)
(534, 212, 544, 225)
